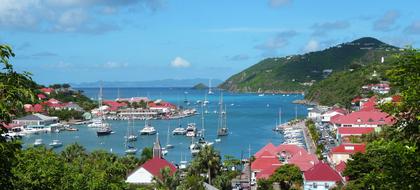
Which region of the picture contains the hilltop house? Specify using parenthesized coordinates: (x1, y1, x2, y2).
(126, 135, 176, 184)
(328, 144, 366, 165)
(40, 87, 54, 95)
(303, 162, 342, 190)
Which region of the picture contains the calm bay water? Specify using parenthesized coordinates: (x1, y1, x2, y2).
(22, 88, 307, 163)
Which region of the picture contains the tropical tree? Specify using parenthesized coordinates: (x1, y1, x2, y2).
(12, 147, 64, 190)
(189, 145, 221, 185)
(153, 167, 180, 190)
(177, 175, 205, 190)
(0, 44, 35, 189)
(270, 164, 302, 190)
(139, 147, 153, 164)
(61, 143, 87, 162)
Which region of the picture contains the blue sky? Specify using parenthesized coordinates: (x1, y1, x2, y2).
(1, 0, 419, 85)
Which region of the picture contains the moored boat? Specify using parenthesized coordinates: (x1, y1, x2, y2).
(34, 139, 44, 147)
(49, 140, 63, 148)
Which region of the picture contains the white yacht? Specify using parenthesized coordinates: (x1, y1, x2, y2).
(185, 123, 197, 137)
(24, 125, 51, 134)
(49, 140, 63, 148)
(172, 127, 187, 135)
(166, 125, 174, 149)
(34, 139, 44, 147)
(140, 120, 156, 135)
(125, 146, 137, 154)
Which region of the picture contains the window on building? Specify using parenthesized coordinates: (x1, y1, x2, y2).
(313, 183, 317, 188)
(325, 183, 329, 188)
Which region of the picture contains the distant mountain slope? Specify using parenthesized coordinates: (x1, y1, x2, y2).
(72, 78, 223, 88)
(219, 37, 399, 92)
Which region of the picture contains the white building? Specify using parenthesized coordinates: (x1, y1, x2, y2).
(303, 162, 342, 190)
(13, 113, 58, 126)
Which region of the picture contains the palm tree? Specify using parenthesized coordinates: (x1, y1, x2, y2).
(153, 167, 180, 190)
(61, 143, 87, 162)
(196, 146, 221, 185)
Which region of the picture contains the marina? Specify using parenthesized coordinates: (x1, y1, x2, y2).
(18, 87, 308, 163)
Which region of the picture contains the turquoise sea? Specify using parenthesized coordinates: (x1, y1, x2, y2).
(22, 88, 308, 163)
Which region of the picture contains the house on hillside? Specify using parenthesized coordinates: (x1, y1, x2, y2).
(126, 135, 177, 184)
(303, 162, 342, 190)
(321, 108, 347, 123)
(328, 144, 366, 165)
(40, 88, 54, 95)
(330, 110, 393, 128)
(307, 107, 323, 121)
(336, 127, 375, 144)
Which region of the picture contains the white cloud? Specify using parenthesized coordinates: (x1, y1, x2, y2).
(304, 40, 320, 53)
(373, 10, 400, 31)
(0, 0, 165, 34)
(98, 61, 128, 69)
(170, 57, 191, 68)
(206, 27, 286, 33)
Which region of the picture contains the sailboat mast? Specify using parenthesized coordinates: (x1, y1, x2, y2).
(201, 103, 205, 137)
(295, 105, 297, 120)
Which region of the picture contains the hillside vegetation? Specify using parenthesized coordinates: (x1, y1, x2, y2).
(219, 37, 398, 93)
(304, 61, 395, 107)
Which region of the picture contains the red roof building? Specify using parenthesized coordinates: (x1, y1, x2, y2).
(329, 144, 366, 165)
(321, 108, 347, 123)
(254, 143, 278, 158)
(37, 94, 47, 100)
(330, 109, 393, 128)
(337, 127, 375, 143)
(335, 161, 346, 174)
(303, 162, 342, 189)
(126, 157, 177, 184)
(40, 88, 54, 95)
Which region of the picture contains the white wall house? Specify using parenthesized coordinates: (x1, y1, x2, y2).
(126, 167, 154, 184)
(303, 162, 342, 190)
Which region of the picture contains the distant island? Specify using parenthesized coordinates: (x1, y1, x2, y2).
(192, 83, 208, 90)
(71, 78, 223, 88)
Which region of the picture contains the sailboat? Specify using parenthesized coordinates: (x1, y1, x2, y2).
(96, 85, 112, 136)
(190, 104, 213, 155)
(217, 92, 228, 137)
(179, 153, 188, 170)
(166, 124, 174, 149)
(126, 116, 138, 141)
(208, 79, 214, 95)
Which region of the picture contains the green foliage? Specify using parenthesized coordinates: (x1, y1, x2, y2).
(49, 87, 96, 111)
(344, 140, 419, 189)
(152, 167, 180, 190)
(220, 37, 397, 92)
(188, 146, 221, 185)
(139, 147, 153, 164)
(257, 164, 302, 190)
(177, 175, 205, 190)
(344, 48, 420, 189)
(12, 147, 64, 190)
(192, 83, 208, 90)
(306, 120, 323, 158)
(305, 61, 394, 107)
(257, 178, 273, 190)
(0, 139, 21, 189)
(0, 44, 35, 124)
(48, 109, 84, 121)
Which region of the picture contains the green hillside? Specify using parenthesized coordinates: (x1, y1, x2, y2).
(219, 37, 399, 92)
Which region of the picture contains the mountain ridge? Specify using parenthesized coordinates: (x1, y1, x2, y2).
(71, 78, 223, 88)
(219, 37, 399, 93)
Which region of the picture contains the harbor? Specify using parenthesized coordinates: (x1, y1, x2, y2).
(13, 87, 308, 163)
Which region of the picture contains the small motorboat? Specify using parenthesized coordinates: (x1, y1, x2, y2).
(97, 127, 112, 136)
(49, 140, 63, 148)
(34, 139, 44, 147)
(172, 127, 187, 135)
(125, 146, 137, 155)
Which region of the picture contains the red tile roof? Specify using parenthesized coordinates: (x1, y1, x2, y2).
(331, 144, 366, 154)
(141, 158, 177, 179)
(37, 94, 47, 99)
(330, 110, 393, 126)
(304, 162, 342, 182)
(40, 88, 54, 93)
(360, 96, 377, 111)
(254, 143, 278, 158)
(277, 144, 319, 171)
(251, 152, 280, 171)
(335, 161, 346, 174)
(255, 165, 280, 179)
(337, 127, 375, 135)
